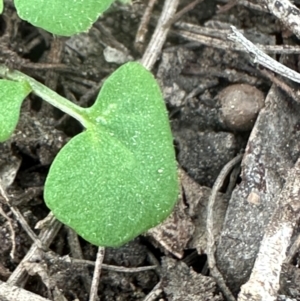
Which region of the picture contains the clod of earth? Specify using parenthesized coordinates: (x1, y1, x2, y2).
(219, 83, 265, 132)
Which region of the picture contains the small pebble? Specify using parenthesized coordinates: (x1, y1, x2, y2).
(219, 84, 265, 131)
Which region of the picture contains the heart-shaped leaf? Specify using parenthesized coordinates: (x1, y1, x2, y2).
(44, 62, 179, 247)
(14, 0, 115, 36)
(0, 80, 31, 142)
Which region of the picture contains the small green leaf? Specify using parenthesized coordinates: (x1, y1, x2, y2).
(44, 62, 178, 247)
(0, 0, 3, 14)
(0, 80, 31, 142)
(14, 0, 115, 36)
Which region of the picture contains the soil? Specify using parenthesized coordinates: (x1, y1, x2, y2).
(0, 1, 300, 301)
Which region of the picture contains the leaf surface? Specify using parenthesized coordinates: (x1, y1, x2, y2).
(14, 0, 115, 36)
(44, 62, 178, 247)
(0, 80, 31, 142)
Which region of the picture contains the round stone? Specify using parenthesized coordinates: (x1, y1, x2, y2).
(219, 84, 265, 131)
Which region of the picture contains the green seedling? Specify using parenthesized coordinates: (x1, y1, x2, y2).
(0, 80, 31, 140)
(3, 0, 117, 36)
(0, 62, 179, 247)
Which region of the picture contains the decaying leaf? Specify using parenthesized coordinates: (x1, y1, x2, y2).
(146, 188, 194, 258)
(182, 168, 229, 254)
(161, 257, 223, 301)
(147, 169, 229, 257)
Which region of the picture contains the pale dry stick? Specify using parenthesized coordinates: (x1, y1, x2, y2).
(164, 0, 204, 28)
(206, 153, 243, 301)
(238, 158, 300, 301)
(22, 62, 74, 72)
(173, 29, 236, 50)
(217, 0, 269, 12)
(217, 0, 238, 13)
(22, 36, 44, 55)
(236, 0, 268, 12)
(143, 280, 163, 301)
(175, 27, 300, 54)
(79, 77, 106, 106)
(284, 233, 300, 263)
(259, 68, 300, 102)
(94, 23, 129, 54)
(0, 184, 44, 250)
(89, 247, 105, 301)
(260, 0, 300, 39)
(228, 26, 300, 84)
(135, 0, 158, 53)
(7, 213, 61, 287)
(0, 279, 52, 301)
(71, 258, 157, 273)
(39, 38, 65, 117)
(0, 204, 16, 259)
(0, 176, 17, 259)
(10, 206, 43, 247)
(67, 228, 92, 293)
(147, 250, 161, 270)
(175, 22, 231, 39)
(45, 38, 64, 91)
(140, 0, 180, 70)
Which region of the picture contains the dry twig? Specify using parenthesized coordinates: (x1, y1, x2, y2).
(165, 0, 204, 27)
(0, 205, 15, 259)
(141, 0, 180, 70)
(238, 158, 300, 301)
(72, 258, 157, 273)
(206, 153, 243, 301)
(174, 24, 300, 54)
(7, 213, 61, 287)
(259, 68, 300, 102)
(135, 0, 158, 53)
(67, 228, 92, 293)
(0, 279, 52, 301)
(217, 0, 238, 13)
(228, 26, 300, 83)
(284, 232, 300, 264)
(89, 247, 105, 301)
(260, 0, 300, 39)
(143, 281, 163, 301)
(217, 0, 272, 12)
(0, 181, 49, 261)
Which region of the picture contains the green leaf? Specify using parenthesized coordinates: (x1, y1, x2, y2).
(0, 80, 31, 142)
(44, 62, 179, 247)
(0, 0, 3, 14)
(14, 0, 115, 36)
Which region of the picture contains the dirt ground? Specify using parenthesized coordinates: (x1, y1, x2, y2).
(1, 0, 300, 300)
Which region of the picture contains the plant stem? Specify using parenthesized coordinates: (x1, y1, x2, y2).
(0, 64, 89, 127)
